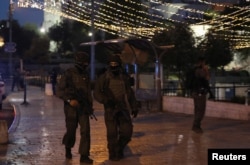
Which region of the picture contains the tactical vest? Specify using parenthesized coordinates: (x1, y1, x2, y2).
(108, 77, 126, 102)
(105, 72, 132, 111)
(193, 66, 208, 91)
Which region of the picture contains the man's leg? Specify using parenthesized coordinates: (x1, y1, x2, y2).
(62, 106, 77, 159)
(192, 94, 206, 133)
(78, 114, 93, 163)
(105, 117, 119, 161)
(117, 112, 133, 158)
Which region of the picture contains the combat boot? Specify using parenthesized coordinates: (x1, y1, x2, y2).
(80, 155, 93, 164)
(118, 150, 124, 159)
(65, 147, 72, 159)
(192, 126, 203, 134)
(109, 152, 121, 161)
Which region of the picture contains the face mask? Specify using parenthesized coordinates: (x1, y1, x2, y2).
(76, 62, 89, 71)
(109, 66, 120, 76)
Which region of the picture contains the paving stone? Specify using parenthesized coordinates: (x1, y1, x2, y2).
(0, 86, 250, 165)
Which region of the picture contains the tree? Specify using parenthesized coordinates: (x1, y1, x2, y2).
(151, 23, 197, 95)
(199, 30, 233, 69)
(0, 20, 39, 59)
(152, 23, 197, 75)
(23, 36, 50, 64)
(48, 19, 94, 57)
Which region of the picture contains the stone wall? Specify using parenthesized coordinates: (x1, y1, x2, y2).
(162, 96, 250, 120)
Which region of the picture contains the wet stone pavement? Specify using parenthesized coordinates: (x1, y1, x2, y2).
(0, 86, 250, 165)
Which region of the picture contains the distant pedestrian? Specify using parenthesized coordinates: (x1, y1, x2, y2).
(50, 68, 57, 95)
(11, 66, 21, 92)
(190, 56, 210, 133)
(94, 55, 139, 161)
(56, 52, 94, 164)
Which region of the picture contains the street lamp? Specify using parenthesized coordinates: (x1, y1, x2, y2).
(8, 0, 14, 78)
(40, 27, 46, 33)
(0, 37, 4, 47)
(90, 0, 95, 81)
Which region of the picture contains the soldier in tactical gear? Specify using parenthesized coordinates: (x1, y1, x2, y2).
(56, 52, 94, 164)
(94, 55, 139, 161)
(191, 56, 210, 134)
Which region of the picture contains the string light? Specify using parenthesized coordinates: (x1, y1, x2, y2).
(16, 0, 250, 49)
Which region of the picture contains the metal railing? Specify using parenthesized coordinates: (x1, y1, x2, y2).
(163, 84, 250, 104)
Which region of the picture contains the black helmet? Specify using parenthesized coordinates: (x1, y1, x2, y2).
(108, 55, 122, 66)
(108, 55, 122, 75)
(75, 52, 90, 71)
(75, 52, 90, 64)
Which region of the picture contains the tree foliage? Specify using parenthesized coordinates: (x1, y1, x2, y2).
(152, 23, 197, 71)
(48, 18, 114, 57)
(198, 30, 233, 68)
(0, 20, 41, 61)
(23, 36, 50, 64)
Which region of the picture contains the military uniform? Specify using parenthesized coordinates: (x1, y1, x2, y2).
(191, 57, 210, 134)
(56, 52, 93, 164)
(94, 55, 138, 161)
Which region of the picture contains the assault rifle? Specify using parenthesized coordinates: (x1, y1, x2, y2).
(75, 89, 97, 121)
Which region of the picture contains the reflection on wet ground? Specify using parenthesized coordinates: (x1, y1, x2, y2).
(0, 86, 250, 165)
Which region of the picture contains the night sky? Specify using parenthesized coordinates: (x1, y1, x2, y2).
(0, 0, 43, 27)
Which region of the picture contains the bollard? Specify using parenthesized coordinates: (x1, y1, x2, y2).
(21, 80, 29, 105)
(0, 120, 9, 144)
(45, 83, 53, 96)
(245, 88, 250, 106)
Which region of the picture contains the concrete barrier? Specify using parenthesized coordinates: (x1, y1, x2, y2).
(163, 96, 250, 120)
(45, 83, 53, 96)
(0, 120, 8, 144)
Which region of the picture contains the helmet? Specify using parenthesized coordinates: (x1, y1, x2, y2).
(108, 55, 122, 65)
(75, 52, 90, 70)
(75, 52, 90, 64)
(108, 55, 122, 75)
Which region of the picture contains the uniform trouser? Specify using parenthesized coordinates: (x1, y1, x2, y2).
(62, 105, 90, 156)
(192, 93, 207, 128)
(104, 109, 133, 157)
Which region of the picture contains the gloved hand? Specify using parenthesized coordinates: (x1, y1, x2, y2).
(69, 99, 79, 107)
(131, 109, 138, 118)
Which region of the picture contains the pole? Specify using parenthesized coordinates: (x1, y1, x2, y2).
(155, 60, 162, 111)
(90, 0, 95, 81)
(21, 78, 29, 106)
(8, 0, 13, 78)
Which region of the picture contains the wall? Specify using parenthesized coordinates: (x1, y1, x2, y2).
(162, 96, 250, 120)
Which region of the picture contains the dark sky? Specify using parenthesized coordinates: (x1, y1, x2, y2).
(0, 0, 43, 27)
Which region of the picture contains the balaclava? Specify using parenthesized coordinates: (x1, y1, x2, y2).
(108, 55, 122, 76)
(75, 52, 90, 72)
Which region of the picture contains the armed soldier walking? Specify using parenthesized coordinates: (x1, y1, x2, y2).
(94, 55, 139, 161)
(56, 52, 94, 164)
